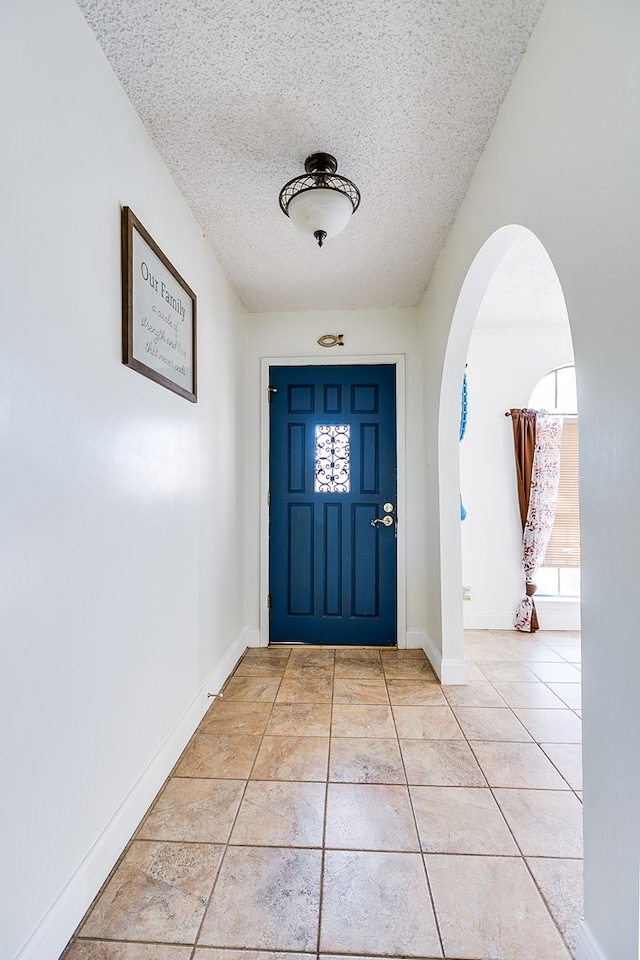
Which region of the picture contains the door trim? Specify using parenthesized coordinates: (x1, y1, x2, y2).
(259, 354, 407, 647)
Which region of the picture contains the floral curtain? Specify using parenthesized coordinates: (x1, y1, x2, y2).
(511, 410, 562, 632)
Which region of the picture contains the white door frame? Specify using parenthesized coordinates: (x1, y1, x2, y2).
(259, 353, 408, 647)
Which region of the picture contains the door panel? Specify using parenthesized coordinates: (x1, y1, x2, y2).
(269, 364, 397, 645)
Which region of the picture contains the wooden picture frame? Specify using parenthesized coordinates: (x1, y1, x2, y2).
(121, 206, 197, 402)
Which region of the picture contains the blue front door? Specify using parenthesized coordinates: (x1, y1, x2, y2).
(269, 364, 397, 645)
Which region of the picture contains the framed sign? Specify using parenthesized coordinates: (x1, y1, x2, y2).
(121, 206, 197, 402)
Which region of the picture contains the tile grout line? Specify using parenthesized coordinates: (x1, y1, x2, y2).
(465, 644, 581, 956)
(63, 638, 581, 960)
(189, 647, 287, 953)
(461, 640, 571, 940)
(68, 647, 274, 956)
(316, 646, 337, 958)
(385, 660, 447, 960)
(465, 648, 582, 799)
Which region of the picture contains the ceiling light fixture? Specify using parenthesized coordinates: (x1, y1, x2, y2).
(279, 153, 360, 248)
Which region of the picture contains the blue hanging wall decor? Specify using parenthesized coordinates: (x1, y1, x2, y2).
(459, 370, 468, 520)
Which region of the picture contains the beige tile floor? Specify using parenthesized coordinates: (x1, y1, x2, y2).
(62, 629, 583, 960)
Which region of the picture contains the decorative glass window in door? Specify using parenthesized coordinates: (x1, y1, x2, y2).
(315, 425, 350, 492)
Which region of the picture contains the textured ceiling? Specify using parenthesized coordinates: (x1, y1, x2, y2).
(77, 0, 546, 313)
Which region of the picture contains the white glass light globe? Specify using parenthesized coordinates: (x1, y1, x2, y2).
(287, 188, 354, 241)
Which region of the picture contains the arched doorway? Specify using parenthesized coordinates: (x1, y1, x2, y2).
(436, 225, 577, 668)
(458, 230, 578, 635)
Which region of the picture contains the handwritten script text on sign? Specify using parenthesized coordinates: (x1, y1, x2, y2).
(132, 229, 192, 389)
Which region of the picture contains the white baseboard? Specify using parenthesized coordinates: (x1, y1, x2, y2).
(574, 920, 609, 960)
(439, 658, 469, 684)
(421, 631, 468, 685)
(535, 599, 581, 631)
(464, 602, 581, 632)
(15, 629, 248, 960)
(241, 626, 262, 648)
(404, 628, 424, 649)
(463, 611, 519, 630)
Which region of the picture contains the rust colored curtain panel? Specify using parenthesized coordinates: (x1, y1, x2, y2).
(510, 408, 537, 531)
(510, 408, 539, 632)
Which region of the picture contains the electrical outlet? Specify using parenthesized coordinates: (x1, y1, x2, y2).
(463, 585, 472, 601)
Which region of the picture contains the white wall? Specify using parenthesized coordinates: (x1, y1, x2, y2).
(460, 326, 577, 629)
(419, 1, 640, 957)
(242, 309, 426, 651)
(0, 3, 247, 958)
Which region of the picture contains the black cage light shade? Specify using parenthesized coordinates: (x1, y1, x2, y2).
(279, 153, 361, 247)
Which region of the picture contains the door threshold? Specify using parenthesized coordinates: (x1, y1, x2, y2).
(267, 642, 399, 649)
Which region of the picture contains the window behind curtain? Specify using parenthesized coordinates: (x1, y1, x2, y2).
(529, 366, 580, 597)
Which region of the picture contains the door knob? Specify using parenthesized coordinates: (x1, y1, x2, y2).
(371, 515, 394, 527)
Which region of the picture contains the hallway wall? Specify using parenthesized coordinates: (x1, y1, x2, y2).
(419, 0, 640, 957)
(0, 3, 247, 958)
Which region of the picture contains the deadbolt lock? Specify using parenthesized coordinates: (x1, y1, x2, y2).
(383, 502, 394, 513)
